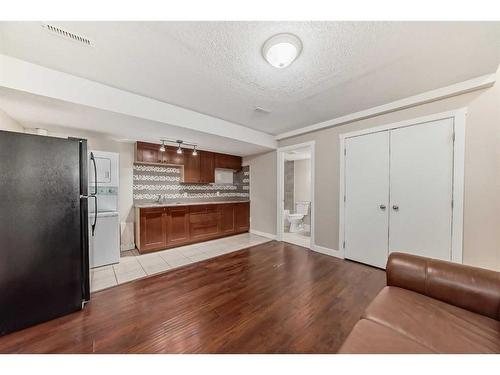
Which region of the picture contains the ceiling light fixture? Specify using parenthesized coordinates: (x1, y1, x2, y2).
(160, 139, 198, 156)
(262, 33, 302, 69)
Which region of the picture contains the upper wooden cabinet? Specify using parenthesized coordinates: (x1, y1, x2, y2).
(183, 152, 201, 183)
(136, 141, 163, 164)
(135, 141, 184, 165)
(214, 153, 242, 171)
(135, 142, 242, 183)
(200, 151, 215, 184)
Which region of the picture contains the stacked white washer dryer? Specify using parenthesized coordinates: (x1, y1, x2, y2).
(88, 150, 120, 268)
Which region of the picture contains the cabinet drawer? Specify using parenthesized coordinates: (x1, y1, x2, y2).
(190, 212, 219, 224)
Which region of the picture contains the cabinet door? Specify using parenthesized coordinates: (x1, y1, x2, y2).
(200, 151, 215, 183)
(219, 204, 236, 234)
(167, 207, 190, 245)
(235, 202, 250, 232)
(344, 131, 390, 269)
(140, 207, 168, 251)
(165, 149, 184, 165)
(137, 142, 162, 164)
(214, 153, 242, 170)
(389, 119, 453, 261)
(183, 153, 201, 183)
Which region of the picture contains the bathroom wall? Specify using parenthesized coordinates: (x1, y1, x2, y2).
(294, 159, 311, 227)
(133, 164, 249, 204)
(284, 161, 294, 211)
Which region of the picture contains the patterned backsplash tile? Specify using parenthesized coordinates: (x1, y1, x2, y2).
(133, 164, 249, 204)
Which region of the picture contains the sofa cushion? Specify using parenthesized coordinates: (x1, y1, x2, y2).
(363, 286, 500, 353)
(338, 319, 434, 353)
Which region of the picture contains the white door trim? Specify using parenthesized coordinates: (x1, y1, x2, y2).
(338, 108, 466, 263)
(276, 141, 316, 248)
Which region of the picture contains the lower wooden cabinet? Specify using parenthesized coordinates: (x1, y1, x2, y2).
(235, 202, 250, 232)
(219, 204, 236, 234)
(139, 207, 168, 252)
(167, 207, 190, 246)
(136, 202, 250, 253)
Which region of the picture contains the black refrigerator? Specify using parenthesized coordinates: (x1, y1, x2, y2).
(0, 130, 91, 336)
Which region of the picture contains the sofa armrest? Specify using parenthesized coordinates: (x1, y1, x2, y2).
(386, 252, 500, 320)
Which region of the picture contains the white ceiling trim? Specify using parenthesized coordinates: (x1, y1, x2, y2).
(0, 54, 277, 149)
(275, 73, 496, 140)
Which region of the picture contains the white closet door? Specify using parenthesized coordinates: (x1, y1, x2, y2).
(389, 118, 454, 260)
(345, 131, 390, 268)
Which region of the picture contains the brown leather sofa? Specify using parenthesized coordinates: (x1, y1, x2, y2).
(339, 252, 500, 353)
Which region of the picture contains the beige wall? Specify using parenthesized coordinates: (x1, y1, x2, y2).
(243, 151, 277, 236)
(23, 125, 136, 250)
(0, 108, 24, 132)
(276, 70, 500, 271)
(294, 159, 311, 202)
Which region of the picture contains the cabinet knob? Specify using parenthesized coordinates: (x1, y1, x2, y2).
(379, 204, 386, 210)
(392, 205, 399, 211)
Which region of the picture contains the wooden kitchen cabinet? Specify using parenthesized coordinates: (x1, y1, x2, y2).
(189, 205, 219, 241)
(214, 153, 242, 170)
(183, 152, 201, 183)
(136, 141, 164, 164)
(199, 151, 215, 183)
(136, 202, 250, 253)
(139, 207, 168, 252)
(219, 204, 236, 234)
(164, 149, 184, 165)
(235, 202, 250, 232)
(135, 142, 241, 182)
(135, 142, 184, 165)
(167, 207, 190, 246)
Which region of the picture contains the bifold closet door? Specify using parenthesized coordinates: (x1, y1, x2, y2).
(389, 118, 454, 260)
(344, 131, 390, 268)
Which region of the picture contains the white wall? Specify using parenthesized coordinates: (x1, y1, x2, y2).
(243, 151, 277, 237)
(0, 108, 23, 132)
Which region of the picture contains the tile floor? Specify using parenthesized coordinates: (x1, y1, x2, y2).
(282, 231, 311, 248)
(90, 233, 271, 292)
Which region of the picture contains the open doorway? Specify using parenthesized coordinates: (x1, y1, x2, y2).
(277, 141, 315, 249)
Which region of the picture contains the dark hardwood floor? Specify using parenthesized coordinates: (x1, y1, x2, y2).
(0, 241, 385, 353)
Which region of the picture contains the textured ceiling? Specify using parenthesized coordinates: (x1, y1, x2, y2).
(1, 21, 500, 135)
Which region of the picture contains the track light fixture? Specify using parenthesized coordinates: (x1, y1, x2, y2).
(159, 139, 198, 156)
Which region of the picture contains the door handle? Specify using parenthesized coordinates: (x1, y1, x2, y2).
(392, 205, 399, 211)
(379, 204, 386, 210)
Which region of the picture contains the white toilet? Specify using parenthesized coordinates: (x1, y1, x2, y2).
(286, 201, 310, 233)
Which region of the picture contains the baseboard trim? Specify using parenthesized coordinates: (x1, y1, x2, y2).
(311, 243, 344, 259)
(250, 229, 277, 240)
(120, 243, 136, 251)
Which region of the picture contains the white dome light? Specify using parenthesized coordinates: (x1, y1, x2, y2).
(262, 33, 302, 69)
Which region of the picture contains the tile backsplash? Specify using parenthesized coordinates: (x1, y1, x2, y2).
(133, 164, 249, 204)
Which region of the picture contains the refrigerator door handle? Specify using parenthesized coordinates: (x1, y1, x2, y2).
(89, 195, 97, 236)
(89, 152, 98, 236)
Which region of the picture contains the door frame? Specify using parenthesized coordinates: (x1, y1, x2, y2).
(276, 141, 316, 248)
(338, 108, 466, 263)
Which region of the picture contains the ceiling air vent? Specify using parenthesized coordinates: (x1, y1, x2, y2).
(42, 23, 93, 47)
